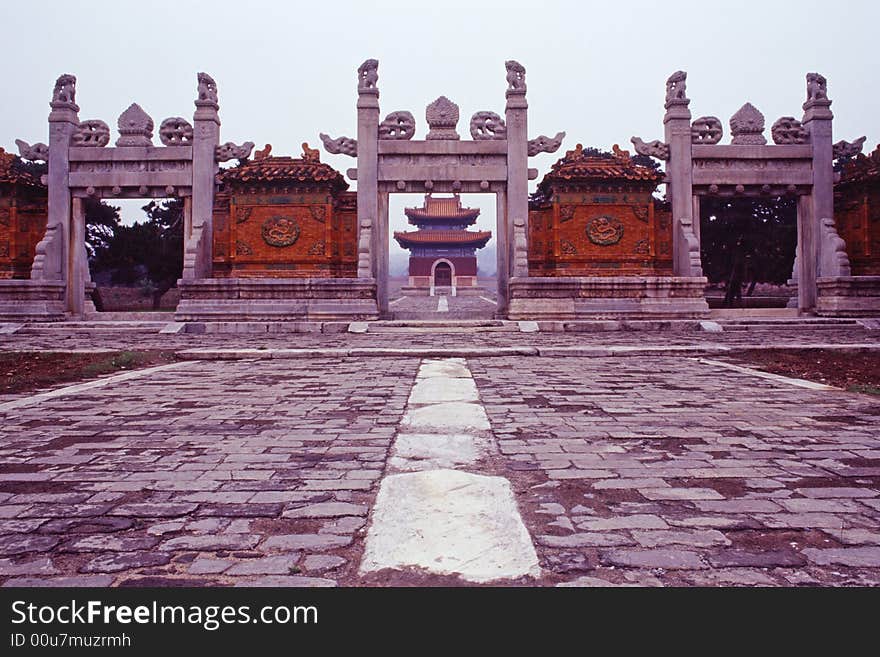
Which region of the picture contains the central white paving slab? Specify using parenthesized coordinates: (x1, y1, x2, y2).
(408, 377, 479, 404)
(361, 357, 541, 583)
(360, 469, 541, 583)
(390, 433, 490, 471)
(437, 296, 449, 312)
(402, 401, 490, 431)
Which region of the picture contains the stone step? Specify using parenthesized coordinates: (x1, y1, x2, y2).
(20, 321, 170, 334)
(390, 312, 497, 321)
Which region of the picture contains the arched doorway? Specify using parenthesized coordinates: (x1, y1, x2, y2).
(432, 260, 453, 287)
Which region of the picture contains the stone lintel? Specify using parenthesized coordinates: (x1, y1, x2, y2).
(68, 172, 192, 189)
(68, 146, 193, 162)
(377, 165, 507, 183)
(378, 140, 508, 155)
(691, 144, 813, 160)
(692, 168, 813, 187)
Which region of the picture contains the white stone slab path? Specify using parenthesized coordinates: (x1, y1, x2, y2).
(360, 357, 541, 583)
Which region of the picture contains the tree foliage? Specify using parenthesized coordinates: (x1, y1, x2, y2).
(89, 198, 184, 308)
(699, 197, 797, 297)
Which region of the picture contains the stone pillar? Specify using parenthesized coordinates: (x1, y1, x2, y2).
(69, 197, 86, 317)
(190, 72, 220, 280)
(376, 192, 389, 316)
(796, 195, 816, 312)
(38, 75, 79, 302)
(504, 61, 528, 319)
(662, 71, 700, 277)
(356, 60, 380, 305)
(495, 190, 509, 316)
(802, 73, 839, 283)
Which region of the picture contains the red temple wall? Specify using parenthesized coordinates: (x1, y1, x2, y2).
(528, 191, 672, 276)
(0, 185, 47, 280)
(408, 256, 477, 277)
(835, 178, 880, 276)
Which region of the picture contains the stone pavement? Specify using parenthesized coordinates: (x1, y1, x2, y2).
(0, 348, 878, 587)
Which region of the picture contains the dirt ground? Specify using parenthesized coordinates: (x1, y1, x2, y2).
(729, 349, 880, 394)
(0, 351, 178, 395)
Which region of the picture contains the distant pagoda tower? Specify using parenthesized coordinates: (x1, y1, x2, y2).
(393, 194, 491, 294)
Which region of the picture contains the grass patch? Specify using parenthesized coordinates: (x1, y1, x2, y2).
(0, 351, 177, 395)
(847, 384, 880, 396)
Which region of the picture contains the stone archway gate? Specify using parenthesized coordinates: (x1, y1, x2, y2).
(7, 73, 253, 318)
(320, 59, 565, 317)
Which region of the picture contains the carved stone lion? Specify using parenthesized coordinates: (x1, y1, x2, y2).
(806, 72, 828, 103)
(665, 71, 688, 105)
(52, 74, 77, 106)
(469, 112, 507, 140)
(505, 60, 526, 93)
(358, 59, 379, 93)
(197, 72, 218, 105)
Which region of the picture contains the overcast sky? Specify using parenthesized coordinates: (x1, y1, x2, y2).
(4, 1, 878, 275)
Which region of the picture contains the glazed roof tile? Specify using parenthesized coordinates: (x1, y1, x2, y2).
(838, 144, 880, 185)
(219, 148, 348, 192)
(405, 195, 480, 223)
(0, 148, 45, 189)
(393, 229, 492, 248)
(537, 143, 663, 195)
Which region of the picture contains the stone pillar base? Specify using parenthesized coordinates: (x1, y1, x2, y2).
(816, 276, 880, 317)
(176, 277, 380, 322)
(0, 280, 67, 322)
(507, 276, 710, 320)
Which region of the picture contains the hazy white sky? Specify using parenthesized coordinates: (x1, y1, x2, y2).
(4, 0, 879, 274)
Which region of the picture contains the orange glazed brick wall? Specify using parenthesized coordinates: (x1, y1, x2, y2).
(528, 144, 672, 276)
(212, 146, 357, 278)
(0, 148, 47, 279)
(834, 144, 880, 276)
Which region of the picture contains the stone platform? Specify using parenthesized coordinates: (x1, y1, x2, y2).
(507, 276, 710, 320)
(0, 280, 66, 322)
(817, 276, 880, 317)
(175, 277, 380, 322)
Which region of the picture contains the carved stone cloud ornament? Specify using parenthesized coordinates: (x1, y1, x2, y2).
(691, 117, 723, 144)
(159, 117, 194, 146)
(470, 112, 507, 140)
(379, 111, 415, 140)
(730, 103, 766, 145)
(72, 120, 111, 147)
(425, 96, 460, 140)
(771, 117, 809, 145)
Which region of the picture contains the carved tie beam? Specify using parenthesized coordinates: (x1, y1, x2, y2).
(320, 133, 358, 157)
(631, 136, 670, 160)
(215, 141, 255, 162)
(527, 132, 565, 156)
(15, 139, 49, 162)
(832, 136, 866, 160)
